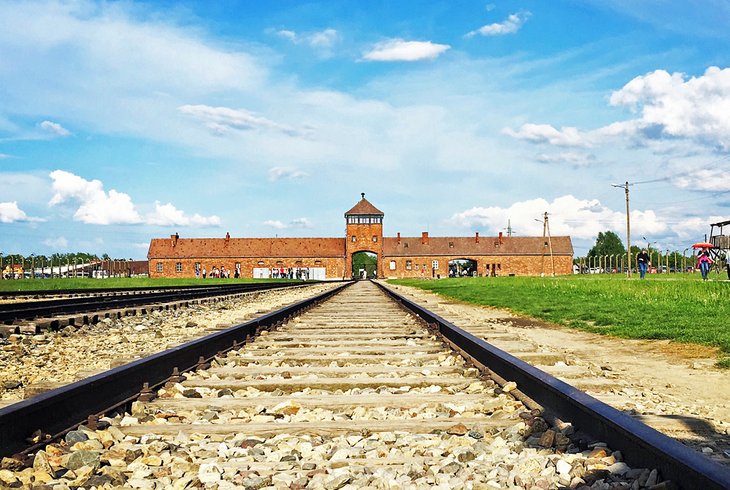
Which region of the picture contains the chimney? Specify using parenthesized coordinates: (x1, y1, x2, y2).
(498, 231, 503, 244)
(397, 232, 401, 244)
(225, 232, 230, 242)
(421, 231, 429, 245)
(171, 233, 179, 247)
(475, 232, 479, 243)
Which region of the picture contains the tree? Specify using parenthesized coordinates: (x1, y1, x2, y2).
(587, 231, 626, 259)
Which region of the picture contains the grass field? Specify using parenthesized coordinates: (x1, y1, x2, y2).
(0, 277, 290, 291)
(389, 274, 730, 367)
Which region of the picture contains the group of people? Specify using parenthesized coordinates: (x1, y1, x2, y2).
(272, 268, 309, 280)
(636, 248, 728, 280)
(196, 264, 241, 279)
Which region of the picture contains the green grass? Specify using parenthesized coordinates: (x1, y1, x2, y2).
(389, 274, 730, 365)
(0, 277, 290, 291)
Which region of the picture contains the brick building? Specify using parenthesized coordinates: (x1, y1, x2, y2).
(147, 194, 574, 279)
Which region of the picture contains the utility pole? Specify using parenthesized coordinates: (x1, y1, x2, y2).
(612, 181, 632, 278)
(540, 212, 555, 276)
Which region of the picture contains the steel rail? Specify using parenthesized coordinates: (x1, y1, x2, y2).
(374, 280, 730, 490)
(0, 281, 352, 458)
(0, 283, 306, 298)
(0, 282, 310, 323)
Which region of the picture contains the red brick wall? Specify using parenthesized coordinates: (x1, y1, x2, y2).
(382, 254, 573, 278)
(149, 257, 345, 279)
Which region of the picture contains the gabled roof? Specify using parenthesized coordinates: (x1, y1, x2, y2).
(148, 237, 345, 259)
(344, 193, 384, 216)
(383, 236, 574, 256)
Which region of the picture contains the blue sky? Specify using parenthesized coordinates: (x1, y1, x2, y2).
(1, 0, 730, 259)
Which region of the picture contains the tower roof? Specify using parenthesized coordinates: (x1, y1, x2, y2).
(344, 193, 384, 216)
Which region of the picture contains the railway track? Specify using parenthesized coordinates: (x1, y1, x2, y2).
(0, 282, 308, 330)
(0, 281, 728, 488)
(385, 282, 730, 468)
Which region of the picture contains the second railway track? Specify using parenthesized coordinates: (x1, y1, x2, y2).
(0, 281, 728, 488)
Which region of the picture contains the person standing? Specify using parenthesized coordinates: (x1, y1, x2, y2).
(697, 250, 713, 281)
(636, 249, 651, 279)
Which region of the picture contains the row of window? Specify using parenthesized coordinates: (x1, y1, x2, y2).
(156, 260, 325, 273)
(346, 216, 382, 224)
(351, 235, 379, 242)
(387, 260, 502, 271)
(158, 260, 502, 273)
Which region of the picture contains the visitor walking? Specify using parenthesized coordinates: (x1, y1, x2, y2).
(697, 250, 713, 281)
(636, 249, 650, 279)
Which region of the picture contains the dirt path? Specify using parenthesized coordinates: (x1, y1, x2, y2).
(386, 282, 730, 466)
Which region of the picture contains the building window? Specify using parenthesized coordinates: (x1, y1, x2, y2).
(156, 262, 163, 273)
(449, 242, 454, 248)
(352, 235, 357, 242)
(389, 260, 396, 270)
(403, 242, 408, 248)
(175, 262, 182, 273)
(315, 260, 322, 265)
(422, 264, 426, 271)
(372, 235, 378, 242)
(432, 260, 439, 269)
(257, 261, 265, 265)
(406, 260, 412, 270)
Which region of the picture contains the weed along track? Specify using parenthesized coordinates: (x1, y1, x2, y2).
(1, 282, 729, 488)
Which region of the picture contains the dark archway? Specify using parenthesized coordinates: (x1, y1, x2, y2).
(352, 251, 378, 279)
(448, 258, 477, 277)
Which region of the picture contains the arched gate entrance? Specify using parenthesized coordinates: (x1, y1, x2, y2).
(352, 251, 378, 279)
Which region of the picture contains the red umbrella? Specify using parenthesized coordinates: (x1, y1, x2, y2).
(691, 242, 715, 249)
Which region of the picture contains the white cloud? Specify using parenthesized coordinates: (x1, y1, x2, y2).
(308, 28, 339, 48)
(268, 166, 308, 181)
(146, 201, 221, 227)
(263, 217, 312, 229)
(506, 67, 730, 152)
(671, 167, 730, 192)
(466, 12, 531, 37)
(503, 123, 593, 147)
(0, 153, 11, 159)
(608, 66, 730, 149)
(536, 151, 597, 166)
(450, 195, 666, 240)
(43, 236, 68, 249)
(363, 39, 450, 62)
(49, 170, 141, 225)
(275, 28, 339, 48)
(48, 170, 218, 226)
(39, 120, 71, 137)
(289, 217, 312, 228)
(263, 220, 287, 229)
(276, 29, 297, 42)
(179, 104, 305, 137)
(0, 201, 44, 223)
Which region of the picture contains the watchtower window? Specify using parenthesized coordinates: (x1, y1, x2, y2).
(372, 235, 378, 242)
(351, 235, 357, 242)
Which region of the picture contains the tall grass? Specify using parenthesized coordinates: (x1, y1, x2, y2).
(390, 275, 730, 364)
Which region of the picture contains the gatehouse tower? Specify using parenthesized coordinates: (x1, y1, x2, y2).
(344, 193, 384, 278)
